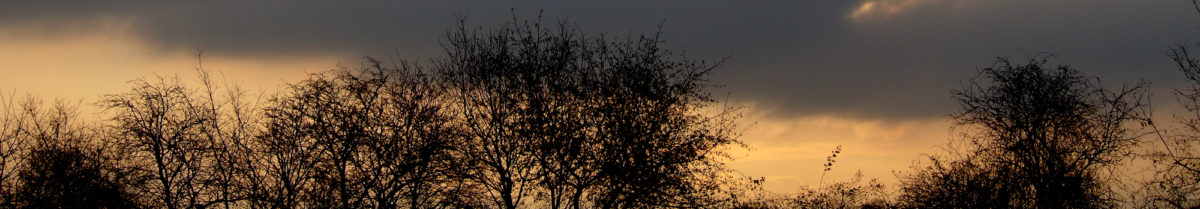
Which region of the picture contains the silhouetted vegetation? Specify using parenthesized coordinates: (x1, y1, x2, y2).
(899, 57, 1150, 209)
(0, 16, 749, 208)
(438, 17, 743, 208)
(0, 98, 142, 208)
(11, 9, 1200, 209)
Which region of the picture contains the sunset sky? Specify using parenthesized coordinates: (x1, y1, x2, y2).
(2, 0, 1197, 193)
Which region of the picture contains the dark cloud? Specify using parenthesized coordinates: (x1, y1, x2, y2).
(1, 0, 1197, 120)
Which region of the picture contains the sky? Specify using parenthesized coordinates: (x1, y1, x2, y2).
(2, 0, 1198, 193)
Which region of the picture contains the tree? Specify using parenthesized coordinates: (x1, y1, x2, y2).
(100, 75, 222, 209)
(8, 98, 140, 208)
(584, 28, 743, 209)
(254, 58, 457, 208)
(192, 66, 261, 209)
(438, 17, 563, 209)
(899, 57, 1149, 209)
(0, 92, 25, 207)
(438, 16, 743, 208)
(0, 14, 746, 208)
(19, 144, 140, 209)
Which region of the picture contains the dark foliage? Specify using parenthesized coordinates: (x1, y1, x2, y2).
(0, 97, 141, 208)
(19, 145, 139, 209)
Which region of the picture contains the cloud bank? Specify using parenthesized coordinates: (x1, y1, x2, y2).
(1, 0, 1196, 121)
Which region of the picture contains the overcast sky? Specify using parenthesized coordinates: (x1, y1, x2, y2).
(2, 0, 1197, 192)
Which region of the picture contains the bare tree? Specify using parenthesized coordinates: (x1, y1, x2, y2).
(0, 92, 26, 207)
(438, 15, 744, 208)
(899, 57, 1149, 209)
(255, 58, 457, 208)
(0, 14, 747, 209)
(253, 82, 320, 208)
(584, 31, 743, 208)
(0, 97, 141, 208)
(438, 17, 562, 209)
(101, 75, 220, 209)
(192, 66, 263, 209)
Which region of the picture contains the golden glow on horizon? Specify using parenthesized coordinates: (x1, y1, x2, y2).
(727, 107, 949, 192)
(0, 17, 955, 194)
(0, 22, 343, 114)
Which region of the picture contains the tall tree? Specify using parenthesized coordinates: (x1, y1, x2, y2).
(101, 75, 218, 209)
(193, 67, 261, 209)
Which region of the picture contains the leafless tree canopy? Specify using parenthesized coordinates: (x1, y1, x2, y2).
(897, 57, 1149, 209)
(12, 10, 1200, 209)
(437, 17, 742, 209)
(0, 16, 746, 209)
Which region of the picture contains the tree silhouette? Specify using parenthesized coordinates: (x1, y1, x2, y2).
(100, 75, 231, 209)
(0, 92, 26, 207)
(0, 14, 749, 209)
(19, 144, 139, 209)
(437, 16, 743, 208)
(254, 58, 457, 208)
(193, 67, 259, 209)
(1, 98, 141, 208)
(898, 57, 1149, 209)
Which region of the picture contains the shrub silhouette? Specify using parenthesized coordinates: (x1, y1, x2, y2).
(19, 145, 139, 209)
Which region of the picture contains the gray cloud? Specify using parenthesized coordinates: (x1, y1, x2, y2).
(1, 0, 1196, 120)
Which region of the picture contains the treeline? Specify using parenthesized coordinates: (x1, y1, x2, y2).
(734, 56, 1158, 209)
(8, 14, 1200, 209)
(0, 18, 746, 209)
